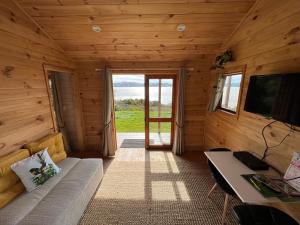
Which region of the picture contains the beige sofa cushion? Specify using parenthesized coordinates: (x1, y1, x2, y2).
(18, 158, 103, 225)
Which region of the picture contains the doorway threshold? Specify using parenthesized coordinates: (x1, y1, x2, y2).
(117, 132, 170, 148)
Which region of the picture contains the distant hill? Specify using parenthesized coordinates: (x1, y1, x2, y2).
(113, 81, 172, 87)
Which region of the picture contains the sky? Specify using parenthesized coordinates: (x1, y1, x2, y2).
(231, 74, 242, 83)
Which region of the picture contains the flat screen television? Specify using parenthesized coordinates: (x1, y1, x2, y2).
(244, 73, 300, 126)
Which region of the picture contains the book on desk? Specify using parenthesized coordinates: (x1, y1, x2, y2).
(242, 174, 300, 202)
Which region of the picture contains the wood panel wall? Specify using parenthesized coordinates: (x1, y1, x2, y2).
(0, 1, 73, 156)
(205, 0, 300, 172)
(76, 62, 104, 152)
(76, 58, 214, 152)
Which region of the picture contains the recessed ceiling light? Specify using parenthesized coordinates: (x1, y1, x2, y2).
(177, 24, 186, 32)
(92, 25, 102, 32)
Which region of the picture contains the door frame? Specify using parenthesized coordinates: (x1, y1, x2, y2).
(43, 64, 75, 132)
(144, 74, 177, 150)
(42, 63, 85, 151)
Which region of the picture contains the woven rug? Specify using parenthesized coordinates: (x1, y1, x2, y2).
(80, 149, 240, 225)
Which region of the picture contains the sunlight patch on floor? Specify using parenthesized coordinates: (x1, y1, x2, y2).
(94, 149, 190, 202)
(149, 153, 179, 174)
(166, 153, 180, 173)
(95, 172, 145, 200)
(151, 181, 191, 202)
(149, 151, 168, 161)
(115, 148, 146, 161)
(176, 181, 191, 201)
(150, 160, 169, 173)
(151, 181, 177, 201)
(95, 161, 145, 200)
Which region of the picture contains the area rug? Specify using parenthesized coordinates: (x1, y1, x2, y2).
(80, 149, 240, 225)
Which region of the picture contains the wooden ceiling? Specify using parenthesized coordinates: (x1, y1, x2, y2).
(17, 0, 256, 62)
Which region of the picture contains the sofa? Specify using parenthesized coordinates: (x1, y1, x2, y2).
(0, 133, 103, 225)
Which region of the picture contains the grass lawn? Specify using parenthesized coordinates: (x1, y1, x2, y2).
(115, 110, 171, 132)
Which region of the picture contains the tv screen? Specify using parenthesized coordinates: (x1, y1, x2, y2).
(244, 73, 300, 126)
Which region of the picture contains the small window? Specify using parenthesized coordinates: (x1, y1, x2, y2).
(220, 72, 242, 113)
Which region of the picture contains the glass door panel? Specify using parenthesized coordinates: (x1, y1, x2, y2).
(149, 122, 171, 145)
(149, 79, 160, 118)
(161, 79, 173, 118)
(145, 75, 176, 149)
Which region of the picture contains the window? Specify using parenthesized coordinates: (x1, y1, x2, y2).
(220, 72, 243, 113)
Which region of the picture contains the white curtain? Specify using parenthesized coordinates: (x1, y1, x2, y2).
(172, 68, 187, 156)
(208, 74, 226, 112)
(102, 68, 117, 157)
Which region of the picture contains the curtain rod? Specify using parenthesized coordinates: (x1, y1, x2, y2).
(95, 67, 194, 72)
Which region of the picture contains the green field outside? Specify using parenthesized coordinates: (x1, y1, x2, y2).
(115, 110, 171, 132)
(114, 99, 172, 132)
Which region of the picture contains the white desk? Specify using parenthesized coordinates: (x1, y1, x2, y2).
(204, 151, 280, 204)
(205, 151, 300, 223)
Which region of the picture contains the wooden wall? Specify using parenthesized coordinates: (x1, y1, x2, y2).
(76, 58, 214, 152)
(76, 62, 104, 152)
(0, 0, 218, 155)
(183, 58, 214, 151)
(6, 0, 299, 163)
(205, 0, 300, 172)
(0, 1, 73, 156)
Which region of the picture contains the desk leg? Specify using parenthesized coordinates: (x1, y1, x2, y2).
(208, 183, 217, 197)
(222, 194, 229, 225)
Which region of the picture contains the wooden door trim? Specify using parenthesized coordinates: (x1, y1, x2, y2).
(145, 76, 150, 148)
(43, 64, 75, 74)
(171, 73, 177, 148)
(144, 74, 177, 150)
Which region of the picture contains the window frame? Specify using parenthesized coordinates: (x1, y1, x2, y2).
(217, 65, 246, 117)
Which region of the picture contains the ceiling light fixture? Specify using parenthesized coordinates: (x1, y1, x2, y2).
(92, 25, 102, 33)
(177, 24, 186, 32)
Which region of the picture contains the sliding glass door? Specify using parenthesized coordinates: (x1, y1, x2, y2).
(145, 75, 176, 149)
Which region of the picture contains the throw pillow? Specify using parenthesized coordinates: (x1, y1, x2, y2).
(11, 148, 61, 192)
